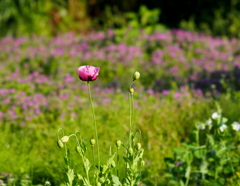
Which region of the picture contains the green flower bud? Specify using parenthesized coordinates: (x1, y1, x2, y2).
(128, 147, 134, 155)
(97, 182, 101, 186)
(61, 136, 69, 143)
(115, 140, 122, 149)
(57, 139, 64, 148)
(133, 71, 140, 81)
(129, 88, 134, 93)
(136, 143, 141, 151)
(75, 146, 81, 154)
(141, 160, 145, 166)
(90, 138, 96, 146)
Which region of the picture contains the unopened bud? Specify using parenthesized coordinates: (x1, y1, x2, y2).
(57, 139, 64, 148)
(75, 146, 81, 154)
(136, 143, 141, 151)
(129, 88, 134, 93)
(61, 136, 69, 143)
(133, 71, 140, 81)
(115, 140, 122, 148)
(141, 160, 145, 166)
(97, 182, 101, 186)
(90, 138, 96, 146)
(128, 147, 133, 155)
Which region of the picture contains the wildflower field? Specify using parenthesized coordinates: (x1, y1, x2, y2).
(0, 29, 240, 186)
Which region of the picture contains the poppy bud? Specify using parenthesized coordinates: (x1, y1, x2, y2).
(129, 88, 134, 93)
(136, 143, 141, 151)
(133, 71, 140, 81)
(128, 147, 133, 155)
(57, 140, 64, 148)
(115, 140, 122, 149)
(90, 138, 96, 146)
(75, 146, 81, 154)
(61, 136, 69, 143)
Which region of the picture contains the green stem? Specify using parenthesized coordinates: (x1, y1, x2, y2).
(92, 145, 95, 168)
(74, 134, 91, 185)
(87, 82, 100, 169)
(64, 143, 69, 169)
(128, 81, 134, 148)
(117, 148, 119, 177)
(131, 93, 134, 145)
(128, 92, 133, 148)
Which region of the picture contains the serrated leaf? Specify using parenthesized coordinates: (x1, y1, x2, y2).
(107, 153, 116, 168)
(83, 157, 91, 172)
(66, 169, 75, 186)
(112, 175, 122, 186)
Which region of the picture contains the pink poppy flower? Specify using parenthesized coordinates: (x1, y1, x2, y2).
(77, 65, 100, 81)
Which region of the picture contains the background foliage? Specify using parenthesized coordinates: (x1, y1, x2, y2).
(1, 0, 240, 38)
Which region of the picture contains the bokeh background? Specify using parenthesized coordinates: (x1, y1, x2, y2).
(1, 0, 240, 186)
(1, 0, 240, 38)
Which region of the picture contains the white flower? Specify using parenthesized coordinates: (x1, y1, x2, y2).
(219, 124, 228, 132)
(212, 112, 220, 119)
(205, 119, 212, 125)
(232, 121, 240, 131)
(198, 124, 206, 130)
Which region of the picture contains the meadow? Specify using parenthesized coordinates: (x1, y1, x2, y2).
(0, 29, 240, 186)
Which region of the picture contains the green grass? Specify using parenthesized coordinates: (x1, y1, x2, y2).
(1, 90, 239, 185)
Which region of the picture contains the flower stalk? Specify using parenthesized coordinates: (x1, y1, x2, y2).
(87, 81, 100, 170)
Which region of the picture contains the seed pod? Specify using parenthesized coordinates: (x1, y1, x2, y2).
(61, 136, 69, 143)
(136, 143, 141, 151)
(90, 138, 96, 146)
(128, 147, 133, 155)
(133, 71, 140, 81)
(115, 140, 122, 149)
(57, 140, 64, 148)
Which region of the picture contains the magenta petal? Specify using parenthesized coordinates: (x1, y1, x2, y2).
(77, 65, 100, 81)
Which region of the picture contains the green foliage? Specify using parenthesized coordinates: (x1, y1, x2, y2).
(180, 0, 240, 38)
(96, 5, 167, 36)
(0, 0, 91, 37)
(164, 102, 240, 186)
